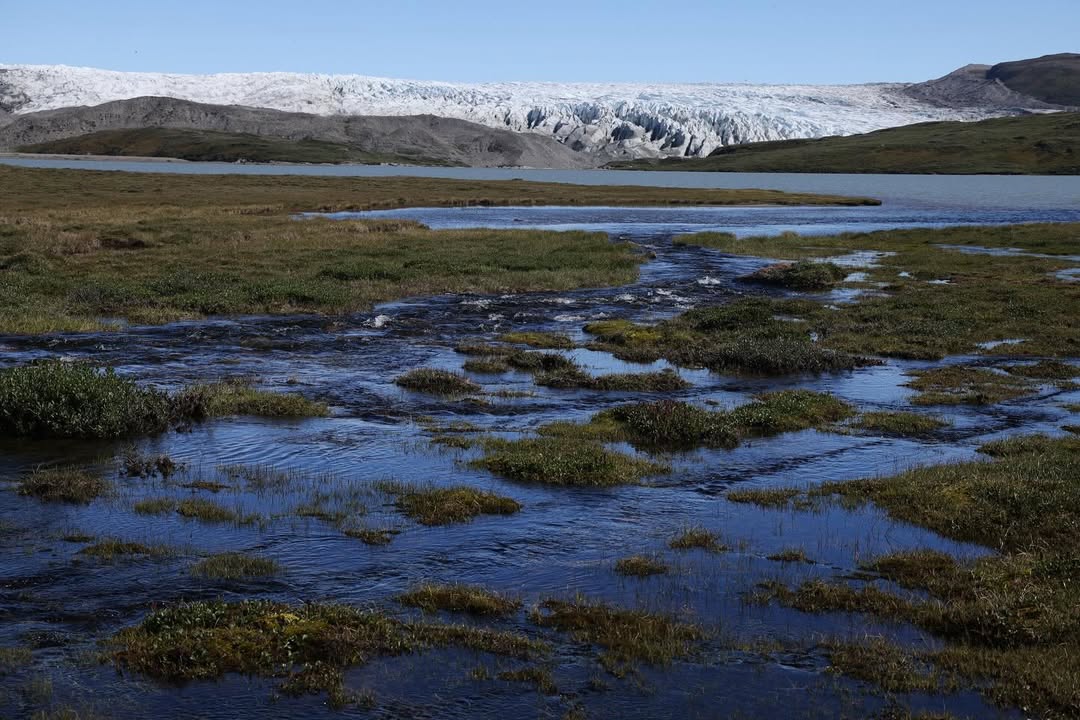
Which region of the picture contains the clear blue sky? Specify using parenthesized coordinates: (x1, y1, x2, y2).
(5, 0, 1076, 84)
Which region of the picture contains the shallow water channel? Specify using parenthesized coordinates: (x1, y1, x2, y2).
(1, 204, 1078, 719)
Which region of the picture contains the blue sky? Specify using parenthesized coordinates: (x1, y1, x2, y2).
(5, 0, 1076, 84)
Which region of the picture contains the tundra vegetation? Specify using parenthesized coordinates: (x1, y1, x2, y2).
(0, 164, 872, 335)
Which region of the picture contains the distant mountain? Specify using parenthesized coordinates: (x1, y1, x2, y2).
(0, 64, 1025, 161)
(607, 113, 1080, 175)
(987, 53, 1080, 107)
(0, 96, 594, 168)
(0, 57, 1073, 166)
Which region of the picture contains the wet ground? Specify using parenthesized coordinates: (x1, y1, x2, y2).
(1, 205, 1078, 719)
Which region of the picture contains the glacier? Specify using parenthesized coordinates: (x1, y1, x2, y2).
(0, 64, 1012, 159)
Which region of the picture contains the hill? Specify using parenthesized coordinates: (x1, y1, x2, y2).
(606, 113, 1080, 175)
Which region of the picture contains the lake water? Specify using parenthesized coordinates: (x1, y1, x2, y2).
(3, 155, 1079, 210)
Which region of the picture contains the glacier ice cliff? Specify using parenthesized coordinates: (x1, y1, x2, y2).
(0, 65, 1020, 159)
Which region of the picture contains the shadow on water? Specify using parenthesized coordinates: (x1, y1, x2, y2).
(2, 205, 1076, 718)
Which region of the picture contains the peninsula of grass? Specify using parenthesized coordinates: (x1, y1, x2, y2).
(540, 391, 854, 453)
(0, 361, 328, 439)
(904, 366, 1033, 405)
(530, 598, 702, 676)
(742, 261, 848, 290)
(462, 358, 510, 374)
(0, 163, 876, 335)
(585, 299, 878, 376)
(636, 224, 1080, 361)
(668, 527, 728, 553)
(108, 599, 548, 706)
(394, 369, 481, 396)
(398, 584, 522, 616)
(176, 380, 329, 418)
(759, 436, 1080, 718)
(190, 552, 281, 579)
(474, 437, 669, 487)
(78, 540, 173, 561)
(17, 468, 109, 504)
(379, 482, 522, 526)
(614, 555, 669, 577)
(606, 112, 1080, 175)
(852, 411, 950, 437)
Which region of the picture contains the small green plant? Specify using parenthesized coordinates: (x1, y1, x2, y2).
(0, 361, 173, 438)
(176, 498, 238, 523)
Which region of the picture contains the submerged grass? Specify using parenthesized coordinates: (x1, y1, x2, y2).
(175, 380, 329, 418)
(668, 527, 728, 553)
(17, 467, 109, 504)
(535, 367, 691, 392)
(108, 599, 548, 706)
(852, 411, 950, 436)
(762, 436, 1080, 718)
(78, 540, 173, 561)
(398, 584, 522, 616)
(379, 483, 522, 526)
(727, 487, 802, 508)
(190, 552, 281, 579)
(904, 366, 1034, 406)
(474, 437, 669, 487)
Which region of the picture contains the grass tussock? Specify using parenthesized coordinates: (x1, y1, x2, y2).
(176, 498, 239, 524)
(742, 261, 848, 290)
(530, 597, 702, 676)
(398, 584, 522, 616)
(614, 555, 669, 577)
(17, 467, 109, 504)
(395, 369, 481, 396)
(380, 483, 521, 526)
(132, 497, 177, 515)
(474, 437, 669, 487)
(904, 366, 1033, 406)
(107, 599, 548, 705)
(853, 411, 950, 436)
(668, 527, 728, 553)
(462, 357, 510, 374)
(190, 552, 281, 579)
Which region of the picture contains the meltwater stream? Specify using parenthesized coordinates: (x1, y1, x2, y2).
(0, 203, 1078, 719)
